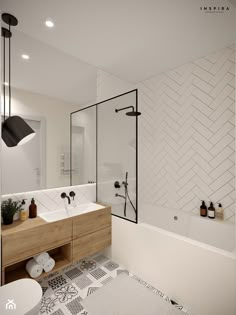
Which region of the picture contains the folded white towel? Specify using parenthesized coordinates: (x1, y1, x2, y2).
(26, 259, 43, 278)
(33, 252, 49, 266)
(43, 257, 55, 273)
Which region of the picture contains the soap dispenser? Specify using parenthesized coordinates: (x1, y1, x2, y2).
(20, 199, 28, 221)
(216, 203, 224, 221)
(29, 198, 37, 219)
(200, 200, 207, 217)
(208, 202, 215, 219)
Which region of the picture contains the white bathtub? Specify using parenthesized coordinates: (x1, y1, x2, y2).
(140, 204, 235, 252)
(110, 214, 236, 315)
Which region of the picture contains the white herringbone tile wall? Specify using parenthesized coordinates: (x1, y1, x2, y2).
(138, 45, 235, 222)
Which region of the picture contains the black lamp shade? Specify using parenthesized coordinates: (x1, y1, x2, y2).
(2, 116, 36, 147)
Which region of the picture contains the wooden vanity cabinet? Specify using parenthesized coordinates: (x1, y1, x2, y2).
(1, 205, 111, 285)
(73, 227, 111, 260)
(73, 207, 111, 238)
(2, 218, 73, 266)
(72, 207, 111, 261)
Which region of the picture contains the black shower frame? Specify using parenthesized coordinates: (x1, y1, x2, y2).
(70, 89, 138, 224)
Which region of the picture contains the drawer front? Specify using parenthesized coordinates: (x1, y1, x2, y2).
(73, 227, 111, 261)
(2, 220, 73, 266)
(73, 207, 111, 239)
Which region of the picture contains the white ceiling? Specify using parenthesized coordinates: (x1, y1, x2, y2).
(9, 30, 97, 105)
(0, 0, 235, 102)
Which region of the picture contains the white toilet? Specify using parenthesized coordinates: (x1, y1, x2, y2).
(0, 278, 42, 314)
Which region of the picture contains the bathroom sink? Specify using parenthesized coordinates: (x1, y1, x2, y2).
(39, 202, 105, 222)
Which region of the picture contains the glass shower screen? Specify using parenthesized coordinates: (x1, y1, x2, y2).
(97, 90, 138, 223)
(71, 89, 138, 223)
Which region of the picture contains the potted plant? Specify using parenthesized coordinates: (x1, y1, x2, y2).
(1, 198, 23, 225)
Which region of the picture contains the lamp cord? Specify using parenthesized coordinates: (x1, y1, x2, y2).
(8, 23, 11, 117)
(3, 33, 6, 121)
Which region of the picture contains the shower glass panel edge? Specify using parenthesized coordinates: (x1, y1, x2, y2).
(70, 89, 138, 224)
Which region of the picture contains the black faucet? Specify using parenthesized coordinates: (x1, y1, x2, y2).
(61, 192, 71, 204)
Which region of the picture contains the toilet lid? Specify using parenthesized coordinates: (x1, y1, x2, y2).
(0, 278, 42, 314)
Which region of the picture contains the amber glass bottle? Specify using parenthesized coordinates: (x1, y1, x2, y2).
(200, 200, 207, 217)
(29, 198, 37, 218)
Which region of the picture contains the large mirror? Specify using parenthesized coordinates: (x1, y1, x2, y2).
(0, 2, 97, 194)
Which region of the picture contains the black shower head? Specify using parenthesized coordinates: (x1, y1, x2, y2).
(115, 106, 141, 116)
(126, 110, 141, 116)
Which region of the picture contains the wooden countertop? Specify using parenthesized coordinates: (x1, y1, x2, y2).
(1, 217, 50, 236)
(1, 203, 110, 237)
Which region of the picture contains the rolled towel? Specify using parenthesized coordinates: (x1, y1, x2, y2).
(33, 252, 49, 266)
(26, 259, 43, 278)
(43, 257, 55, 273)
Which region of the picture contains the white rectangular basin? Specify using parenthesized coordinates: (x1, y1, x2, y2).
(39, 202, 105, 222)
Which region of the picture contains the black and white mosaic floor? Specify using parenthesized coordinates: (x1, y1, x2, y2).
(38, 254, 193, 315)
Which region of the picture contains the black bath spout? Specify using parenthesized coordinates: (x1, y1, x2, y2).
(61, 192, 71, 204)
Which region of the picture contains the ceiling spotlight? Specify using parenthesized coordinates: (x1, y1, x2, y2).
(21, 54, 30, 60)
(45, 19, 54, 28)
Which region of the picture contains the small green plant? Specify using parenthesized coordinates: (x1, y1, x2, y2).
(1, 198, 23, 225)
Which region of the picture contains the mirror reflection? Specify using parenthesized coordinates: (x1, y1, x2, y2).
(1, 7, 97, 194)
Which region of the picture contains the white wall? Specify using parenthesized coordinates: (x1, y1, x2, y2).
(110, 216, 236, 315)
(2, 184, 96, 215)
(138, 45, 235, 225)
(96, 70, 134, 102)
(2, 88, 79, 189)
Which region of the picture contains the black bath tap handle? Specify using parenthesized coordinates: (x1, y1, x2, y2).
(69, 191, 76, 200)
(114, 181, 121, 188)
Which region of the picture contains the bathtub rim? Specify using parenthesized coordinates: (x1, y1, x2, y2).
(139, 221, 236, 260)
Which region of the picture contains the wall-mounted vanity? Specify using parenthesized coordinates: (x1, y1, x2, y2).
(1, 204, 111, 285)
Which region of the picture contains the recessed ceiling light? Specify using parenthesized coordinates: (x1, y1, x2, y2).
(45, 19, 54, 28)
(21, 54, 30, 60)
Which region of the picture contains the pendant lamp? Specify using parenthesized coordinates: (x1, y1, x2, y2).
(1, 13, 35, 147)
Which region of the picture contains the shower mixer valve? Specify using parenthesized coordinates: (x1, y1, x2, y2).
(114, 181, 128, 189)
(114, 181, 121, 188)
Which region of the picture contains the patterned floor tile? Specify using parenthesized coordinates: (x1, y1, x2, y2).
(87, 287, 99, 296)
(40, 296, 57, 314)
(54, 284, 79, 303)
(79, 259, 97, 272)
(66, 297, 84, 314)
(90, 267, 107, 280)
(92, 254, 109, 264)
(42, 287, 48, 295)
(103, 261, 119, 271)
(101, 276, 113, 285)
(51, 309, 65, 315)
(75, 275, 92, 290)
(43, 287, 54, 298)
(48, 275, 67, 290)
(45, 271, 60, 280)
(117, 269, 129, 276)
(39, 254, 193, 315)
(65, 267, 83, 280)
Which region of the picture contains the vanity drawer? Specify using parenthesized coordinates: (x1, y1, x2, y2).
(73, 207, 111, 239)
(2, 219, 73, 266)
(72, 226, 111, 261)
